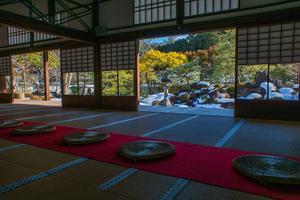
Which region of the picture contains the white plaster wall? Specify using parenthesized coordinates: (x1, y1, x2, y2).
(240, 0, 293, 9)
(99, 0, 134, 29)
(0, 25, 8, 47)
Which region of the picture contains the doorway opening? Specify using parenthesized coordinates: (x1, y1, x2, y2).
(138, 29, 235, 116)
(12, 50, 62, 106)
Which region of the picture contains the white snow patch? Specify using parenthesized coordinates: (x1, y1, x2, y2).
(217, 98, 235, 103)
(140, 93, 174, 106)
(245, 93, 263, 100)
(279, 87, 294, 95)
(173, 104, 189, 108)
(260, 82, 277, 92)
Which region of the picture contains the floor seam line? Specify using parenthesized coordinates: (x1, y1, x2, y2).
(0, 144, 27, 153)
(50, 112, 113, 124)
(0, 157, 88, 194)
(87, 113, 160, 130)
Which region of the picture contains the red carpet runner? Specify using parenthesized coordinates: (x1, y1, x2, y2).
(0, 122, 299, 200)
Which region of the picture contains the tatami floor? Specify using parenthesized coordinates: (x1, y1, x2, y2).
(0, 103, 299, 200)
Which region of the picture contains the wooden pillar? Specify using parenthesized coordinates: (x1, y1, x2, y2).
(43, 51, 50, 101)
(135, 41, 140, 107)
(0, 76, 6, 93)
(10, 56, 14, 103)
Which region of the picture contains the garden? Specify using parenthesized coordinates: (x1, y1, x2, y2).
(139, 30, 299, 111)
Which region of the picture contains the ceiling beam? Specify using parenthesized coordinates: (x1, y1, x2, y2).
(0, 40, 91, 56)
(0, 9, 96, 43)
(100, 6, 300, 41)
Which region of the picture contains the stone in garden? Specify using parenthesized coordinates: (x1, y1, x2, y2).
(15, 92, 25, 99)
(169, 95, 178, 104)
(152, 100, 161, 106)
(190, 92, 197, 101)
(284, 81, 294, 88)
(208, 89, 220, 100)
(260, 82, 277, 92)
(220, 93, 231, 99)
(245, 93, 263, 100)
(267, 92, 283, 100)
(191, 81, 210, 90)
(279, 87, 295, 95)
(179, 92, 190, 102)
(255, 71, 268, 86)
(160, 98, 172, 107)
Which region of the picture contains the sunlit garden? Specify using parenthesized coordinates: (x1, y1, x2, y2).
(139, 29, 299, 113)
(139, 30, 236, 110)
(12, 51, 61, 101)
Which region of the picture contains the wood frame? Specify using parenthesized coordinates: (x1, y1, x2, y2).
(0, 56, 14, 104)
(99, 40, 140, 111)
(1, 1, 299, 120)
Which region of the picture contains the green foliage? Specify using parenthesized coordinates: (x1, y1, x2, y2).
(102, 70, 134, 96)
(270, 64, 298, 84)
(102, 71, 118, 96)
(238, 65, 268, 83)
(157, 33, 218, 52)
(140, 30, 237, 96)
(212, 30, 236, 83)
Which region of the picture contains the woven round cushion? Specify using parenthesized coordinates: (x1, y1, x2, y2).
(233, 155, 300, 185)
(119, 140, 176, 162)
(63, 131, 110, 146)
(12, 125, 56, 135)
(0, 120, 23, 129)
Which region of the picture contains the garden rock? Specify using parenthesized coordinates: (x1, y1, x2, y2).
(179, 92, 190, 102)
(152, 100, 161, 106)
(160, 98, 172, 106)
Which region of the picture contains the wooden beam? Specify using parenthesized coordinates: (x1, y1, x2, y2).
(43, 51, 50, 101)
(0, 76, 6, 93)
(99, 6, 300, 41)
(176, 0, 184, 28)
(0, 9, 96, 43)
(0, 40, 88, 56)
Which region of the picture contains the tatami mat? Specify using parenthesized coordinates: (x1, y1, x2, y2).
(0, 176, 130, 200)
(175, 181, 271, 200)
(0, 145, 79, 172)
(0, 103, 299, 200)
(109, 170, 178, 200)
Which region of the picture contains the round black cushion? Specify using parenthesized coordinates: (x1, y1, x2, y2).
(63, 131, 110, 146)
(233, 155, 300, 185)
(0, 120, 23, 129)
(119, 140, 176, 162)
(12, 125, 56, 135)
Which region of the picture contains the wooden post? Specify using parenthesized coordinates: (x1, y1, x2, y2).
(135, 40, 140, 108)
(0, 76, 6, 94)
(43, 51, 50, 101)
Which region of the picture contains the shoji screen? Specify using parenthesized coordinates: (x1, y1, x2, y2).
(100, 41, 137, 70)
(237, 22, 300, 65)
(7, 27, 31, 46)
(60, 46, 94, 73)
(134, 0, 176, 24)
(184, 0, 239, 17)
(0, 56, 11, 76)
